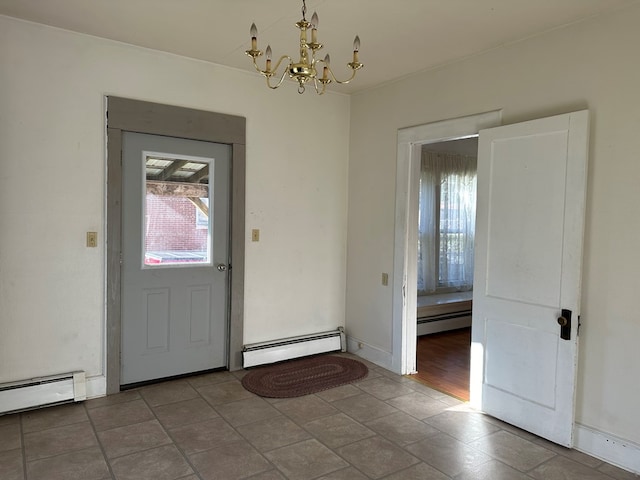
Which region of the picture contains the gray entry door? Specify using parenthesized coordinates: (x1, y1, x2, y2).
(121, 132, 231, 386)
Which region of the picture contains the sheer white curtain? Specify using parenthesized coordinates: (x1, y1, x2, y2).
(418, 150, 477, 295)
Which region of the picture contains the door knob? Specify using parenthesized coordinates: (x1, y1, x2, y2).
(216, 264, 228, 272)
(557, 309, 572, 341)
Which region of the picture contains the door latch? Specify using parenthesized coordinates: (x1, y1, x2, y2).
(557, 309, 572, 341)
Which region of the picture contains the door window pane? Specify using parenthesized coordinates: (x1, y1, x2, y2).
(143, 154, 212, 266)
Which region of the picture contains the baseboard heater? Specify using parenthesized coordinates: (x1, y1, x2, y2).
(243, 327, 346, 368)
(0, 371, 87, 415)
(417, 310, 472, 336)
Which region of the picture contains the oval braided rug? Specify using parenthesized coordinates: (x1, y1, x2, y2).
(241, 355, 368, 398)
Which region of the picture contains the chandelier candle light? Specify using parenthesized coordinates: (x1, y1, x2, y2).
(245, 0, 363, 94)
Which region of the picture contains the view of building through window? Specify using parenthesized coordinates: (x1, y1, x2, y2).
(143, 155, 212, 266)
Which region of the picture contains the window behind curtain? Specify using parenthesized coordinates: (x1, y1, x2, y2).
(418, 150, 477, 295)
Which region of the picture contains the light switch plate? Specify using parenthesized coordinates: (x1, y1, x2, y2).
(87, 231, 98, 248)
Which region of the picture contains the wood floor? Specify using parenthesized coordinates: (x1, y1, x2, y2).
(411, 327, 471, 401)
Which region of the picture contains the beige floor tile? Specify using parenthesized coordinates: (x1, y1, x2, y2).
(425, 408, 500, 443)
(169, 417, 242, 455)
(186, 370, 236, 388)
(2, 369, 636, 480)
(383, 462, 451, 480)
(303, 413, 375, 449)
(405, 380, 454, 400)
(24, 421, 98, 460)
(97, 419, 171, 459)
(138, 379, 199, 407)
(265, 439, 349, 480)
(87, 398, 154, 431)
(365, 411, 439, 446)
(196, 380, 255, 406)
(529, 455, 616, 480)
(0, 414, 20, 427)
(85, 390, 141, 409)
(317, 466, 369, 479)
(273, 395, 339, 424)
(532, 435, 604, 468)
(189, 439, 271, 480)
(0, 449, 24, 480)
(236, 415, 312, 452)
(455, 459, 533, 480)
(152, 397, 219, 429)
(248, 470, 289, 480)
(406, 433, 492, 477)
(215, 396, 281, 427)
(468, 430, 556, 472)
(0, 423, 21, 452)
(331, 393, 398, 422)
(110, 444, 193, 480)
(22, 403, 88, 433)
(315, 384, 363, 402)
(424, 410, 501, 443)
(356, 377, 416, 400)
(597, 463, 640, 479)
(26, 446, 111, 480)
(386, 392, 450, 420)
(336, 436, 420, 479)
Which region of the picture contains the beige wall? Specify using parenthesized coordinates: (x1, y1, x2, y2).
(347, 3, 640, 445)
(0, 16, 350, 385)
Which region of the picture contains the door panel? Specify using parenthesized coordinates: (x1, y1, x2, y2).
(471, 111, 589, 446)
(121, 132, 231, 386)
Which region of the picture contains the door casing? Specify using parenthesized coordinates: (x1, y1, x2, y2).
(106, 96, 246, 394)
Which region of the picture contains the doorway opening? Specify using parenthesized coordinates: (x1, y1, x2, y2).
(390, 110, 501, 378)
(410, 137, 477, 401)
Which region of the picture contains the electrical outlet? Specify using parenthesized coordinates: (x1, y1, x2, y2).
(86, 231, 98, 248)
(382, 273, 389, 286)
(251, 229, 260, 242)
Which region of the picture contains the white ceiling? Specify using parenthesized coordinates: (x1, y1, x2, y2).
(0, 0, 636, 94)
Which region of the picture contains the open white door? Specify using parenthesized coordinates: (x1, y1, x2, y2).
(470, 110, 589, 446)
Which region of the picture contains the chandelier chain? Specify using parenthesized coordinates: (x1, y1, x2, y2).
(301, 0, 307, 20)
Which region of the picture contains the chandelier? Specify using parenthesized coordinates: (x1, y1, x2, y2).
(245, 0, 363, 94)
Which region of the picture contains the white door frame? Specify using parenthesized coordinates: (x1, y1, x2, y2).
(392, 111, 502, 374)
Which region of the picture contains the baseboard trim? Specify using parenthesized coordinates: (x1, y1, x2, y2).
(346, 336, 393, 371)
(86, 375, 106, 400)
(574, 423, 640, 475)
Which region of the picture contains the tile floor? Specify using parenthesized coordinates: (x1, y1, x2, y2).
(0, 355, 637, 480)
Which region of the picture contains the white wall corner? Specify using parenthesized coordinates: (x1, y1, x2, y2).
(574, 423, 640, 475)
(85, 375, 107, 400)
(346, 335, 394, 371)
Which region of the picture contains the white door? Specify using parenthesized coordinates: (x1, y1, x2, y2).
(471, 110, 589, 446)
(121, 132, 231, 386)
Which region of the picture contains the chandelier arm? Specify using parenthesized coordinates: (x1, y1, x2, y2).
(323, 64, 360, 85)
(250, 54, 294, 78)
(265, 68, 289, 90)
(249, 56, 266, 75)
(270, 55, 293, 77)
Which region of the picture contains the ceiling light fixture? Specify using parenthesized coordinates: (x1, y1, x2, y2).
(245, 0, 363, 94)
